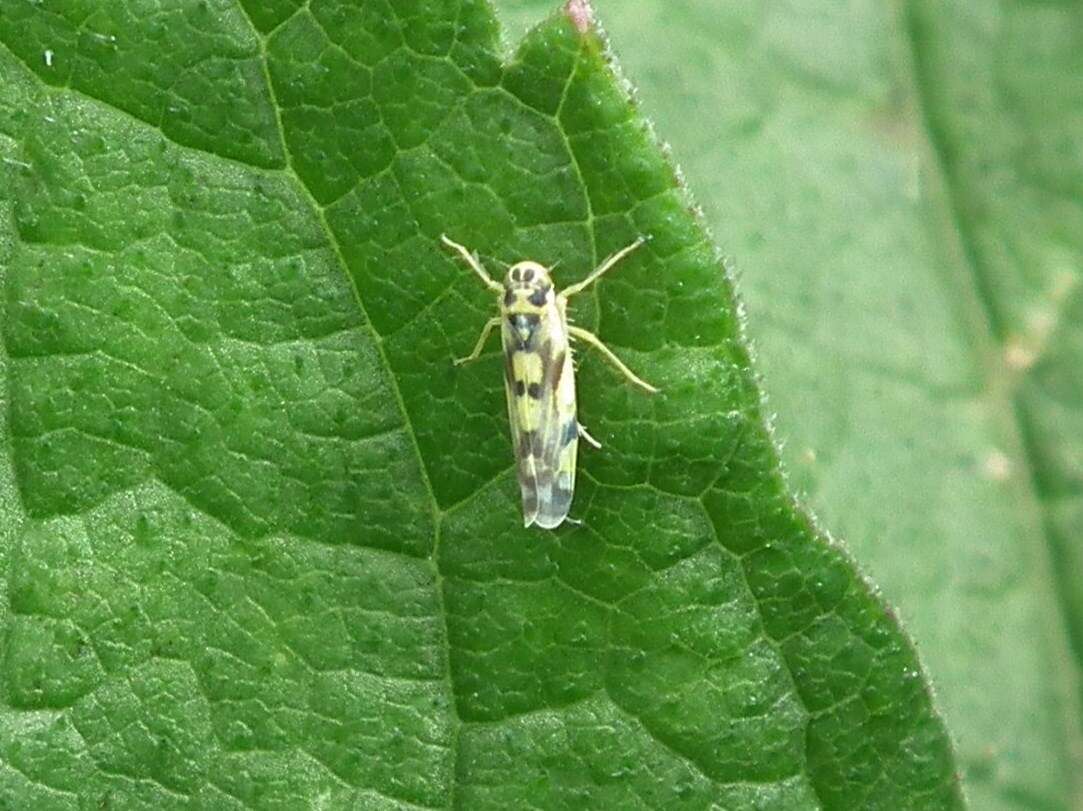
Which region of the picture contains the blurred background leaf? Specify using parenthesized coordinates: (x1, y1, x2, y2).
(494, 0, 1083, 809)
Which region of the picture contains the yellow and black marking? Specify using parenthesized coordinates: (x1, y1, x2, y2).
(442, 235, 658, 529)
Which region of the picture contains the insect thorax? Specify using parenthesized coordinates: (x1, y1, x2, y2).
(502, 261, 556, 349)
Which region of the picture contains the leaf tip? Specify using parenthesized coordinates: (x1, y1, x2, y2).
(565, 0, 595, 34)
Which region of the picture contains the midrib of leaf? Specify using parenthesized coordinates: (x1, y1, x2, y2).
(902, 1, 1083, 775)
(231, 6, 469, 809)
(0, 195, 20, 645)
(554, 40, 599, 270)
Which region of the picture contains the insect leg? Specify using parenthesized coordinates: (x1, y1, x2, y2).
(454, 317, 502, 365)
(441, 235, 504, 293)
(559, 237, 646, 300)
(568, 325, 659, 393)
(578, 423, 602, 449)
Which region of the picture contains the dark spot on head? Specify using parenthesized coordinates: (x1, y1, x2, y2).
(511, 268, 521, 282)
(528, 285, 550, 307)
(515, 380, 526, 397)
(522, 267, 534, 282)
(527, 382, 542, 399)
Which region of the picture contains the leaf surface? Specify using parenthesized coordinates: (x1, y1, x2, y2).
(0, 1, 963, 808)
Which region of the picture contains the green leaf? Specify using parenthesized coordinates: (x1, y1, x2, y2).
(0, 1, 964, 808)
(495, 0, 1083, 808)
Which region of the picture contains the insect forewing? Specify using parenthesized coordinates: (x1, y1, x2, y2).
(503, 297, 579, 528)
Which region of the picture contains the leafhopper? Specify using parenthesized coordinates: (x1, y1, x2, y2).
(442, 235, 657, 528)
